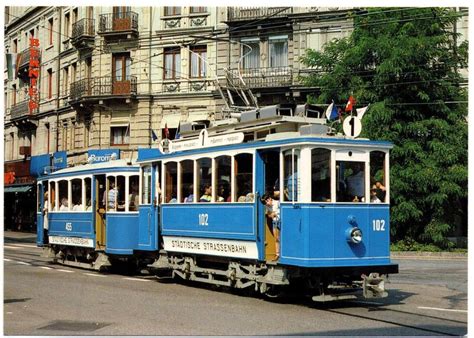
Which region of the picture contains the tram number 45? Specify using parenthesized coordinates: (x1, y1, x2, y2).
(372, 219, 385, 231)
(198, 214, 209, 226)
(65, 222, 72, 231)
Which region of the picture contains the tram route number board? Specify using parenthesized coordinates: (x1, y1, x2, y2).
(343, 116, 362, 138)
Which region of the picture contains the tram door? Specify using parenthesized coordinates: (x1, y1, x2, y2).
(95, 175, 106, 249)
(36, 182, 44, 246)
(257, 149, 280, 261)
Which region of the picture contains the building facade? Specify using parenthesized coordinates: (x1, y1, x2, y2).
(3, 6, 468, 231)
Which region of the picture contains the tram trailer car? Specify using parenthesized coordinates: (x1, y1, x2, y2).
(37, 160, 141, 270)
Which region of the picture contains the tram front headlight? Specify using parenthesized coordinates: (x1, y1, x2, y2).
(346, 227, 363, 244)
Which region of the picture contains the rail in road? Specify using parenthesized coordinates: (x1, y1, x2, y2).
(4, 241, 467, 336)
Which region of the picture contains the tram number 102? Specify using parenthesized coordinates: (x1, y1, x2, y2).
(198, 214, 209, 226)
(372, 219, 385, 231)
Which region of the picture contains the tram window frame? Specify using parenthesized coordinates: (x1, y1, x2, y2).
(84, 177, 92, 211)
(164, 161, 178, 203)
(58, 180, 69, 211)
(141, 165, 152, 205)
(215, 155, 231, 203)
(49, 181, 57, 211)
(282, 149, 300, 202)
(336, 161, 366, 203)
(311, 148, 332, 203)
(181, 160, 194, 203)
(37, 183, 42, 213)
(71, 178, 83, 211)
(129, 175, 139, 211)
(370, 150, 389, 203)
(197, 157, 212, 202)
(234, 153, 254, 203)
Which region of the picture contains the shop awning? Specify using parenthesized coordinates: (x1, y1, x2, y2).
(4, 185, 33, 193)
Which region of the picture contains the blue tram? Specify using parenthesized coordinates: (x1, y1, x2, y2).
(37, 159, 140, 270)
(38, 105, 398, 300)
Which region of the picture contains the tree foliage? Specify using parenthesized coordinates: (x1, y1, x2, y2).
(301, 8, 468, 247)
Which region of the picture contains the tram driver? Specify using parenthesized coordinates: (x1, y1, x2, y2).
(346, 162, 365, 202)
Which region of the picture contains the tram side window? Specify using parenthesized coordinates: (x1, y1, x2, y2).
(197, 158, 212, 202)
(336, 161, 365, 202)
(370, 151, 387, 203)
(129, 175, 139, 211)
(216, 156, 231, 202)
(165, 162, 178, 203)
(235, 153, 254, 202)
(311, 148, 331, 202)
(49, 181, 56, 211)
(283, 150, 300, 202)
(58, 180, 69, 211)
(71, 178, 83, 211)
(116, 176, 126, 211)
(142, 165, 152, 204)
(181, 160, 194, 203)
(106, 176, 117, 211)
(37, 184, 42, 212)
(84, 177, 92, 211)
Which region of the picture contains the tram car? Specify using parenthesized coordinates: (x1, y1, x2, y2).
(38, 103, 398, 301)
(37, 159, 140, 270)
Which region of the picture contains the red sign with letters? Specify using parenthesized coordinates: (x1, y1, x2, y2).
(28, 38, 40, 114)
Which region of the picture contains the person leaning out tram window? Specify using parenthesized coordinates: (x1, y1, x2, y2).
(200, 184, 212, 202)
(371, 181, 386, 203)
(260, 193, 281, 259)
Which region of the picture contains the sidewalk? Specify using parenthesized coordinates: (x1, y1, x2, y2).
(3, 230, 37, 243)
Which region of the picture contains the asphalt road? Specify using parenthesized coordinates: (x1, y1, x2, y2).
(3, 236, 467, 336)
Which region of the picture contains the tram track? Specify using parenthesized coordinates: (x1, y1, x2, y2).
(323, 304, 466, 336)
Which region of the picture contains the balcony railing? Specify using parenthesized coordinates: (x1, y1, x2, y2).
(228, 67, 293, 88)
(72, 18, 95, 41)
(98, 11, 138, 34)
(70, 76, 137, 101)
(10, 100, 33, 120)
(228, 7, 293, 21)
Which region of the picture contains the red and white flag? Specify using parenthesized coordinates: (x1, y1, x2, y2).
(345, 96, 356, 112)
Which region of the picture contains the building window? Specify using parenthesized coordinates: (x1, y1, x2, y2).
(113, 53, 131, 81)
(110, 126, 130, 146)
(48, 18, 54, 45)
(269, 36, 288, 68)
(63, 66, 69, 97)
(47, 69, 53, 99)
(64, 12, 70, 39)
(190, 7, 206, 13)
(190, 46, 207, 78)
(71, 62, 77, 84)
(164, 7, 181, 16)
(12, 84, 16, 105)
(113, 6, 131, 19)
(164, 47, 181, 79)
(242, 39, 260, 69)
(85, 57, 92, 79)
(13, 38, 18, 53)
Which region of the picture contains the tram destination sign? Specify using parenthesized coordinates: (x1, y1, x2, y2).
(163, 132, 245, 154)
(163, 236, 258, 259)
(49, 236, 94, 248)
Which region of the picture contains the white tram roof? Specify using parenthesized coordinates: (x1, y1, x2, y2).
(44, 159, 138, 178)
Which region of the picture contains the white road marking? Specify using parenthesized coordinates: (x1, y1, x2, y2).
(57, 269, 74, 273)
(123, 277, 150, 282)
(7, 243, 38, 248)
(352, 300, 383, 306)
(4, 246, 24, 250)
(6, 312, 13, 315)
(418, 306, 467, 313)
(40, 266, 53, 270)
(84, 273, 106, 278)
(4, 258, 12, 262)
(16, 261, 31, 266)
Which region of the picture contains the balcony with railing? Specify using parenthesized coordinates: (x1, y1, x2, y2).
(70, 76, 137, 102)
(16, 47, 41, 81)
(10, 100, 37, 121)
(98, 11, 138, 37)
(227, 67, 294, 88)
(227, 7, 293, 22)
(71, 18, 95, 49)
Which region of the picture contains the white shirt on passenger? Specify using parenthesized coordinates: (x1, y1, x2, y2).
(72, 204, 83, 211)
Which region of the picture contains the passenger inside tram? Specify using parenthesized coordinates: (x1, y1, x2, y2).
(184, 184, 194, 203)
(200, 184, 212, 202)
(85, 198, 92, 211)
(129, 180, 139, 211)
(72, 196, 83, 211)
(59, 198, 69, 211)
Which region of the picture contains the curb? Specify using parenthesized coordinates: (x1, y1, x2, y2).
(391, 251, 467, 259)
